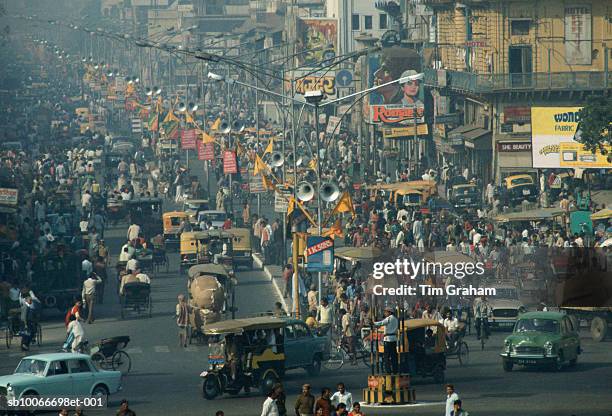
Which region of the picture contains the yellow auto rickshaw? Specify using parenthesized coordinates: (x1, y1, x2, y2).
(180, 230, 234, 272)
(200, 317, 286, 399)
(229, 228, 253, 270)
(163, 211, 189, 250)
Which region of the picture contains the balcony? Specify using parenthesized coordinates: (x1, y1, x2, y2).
(424, 69, 611, 94)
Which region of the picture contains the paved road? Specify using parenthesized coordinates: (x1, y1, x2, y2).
(2, 156, 611, 415)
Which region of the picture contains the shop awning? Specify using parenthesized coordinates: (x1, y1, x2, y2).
(463, 128, 492, 150)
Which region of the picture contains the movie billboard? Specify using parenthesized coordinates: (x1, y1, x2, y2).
(364, 50, 424, 125)
(296, 18, 338, 67)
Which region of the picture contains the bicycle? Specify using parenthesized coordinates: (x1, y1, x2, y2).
(475, 317, 490, 350)
(323, 333, 373, 371)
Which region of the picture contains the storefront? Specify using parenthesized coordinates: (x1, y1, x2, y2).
(495, 141, 535, 182)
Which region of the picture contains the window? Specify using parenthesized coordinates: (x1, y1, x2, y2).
(48, 361, 69, 376)
(67, 359, 92, 374)
(351, 14, 360, 30)
(510, 19, 530, 36)
(379, 14, 388, 29)
(284, 325, 296, 339)
(364, 15, 373, 30)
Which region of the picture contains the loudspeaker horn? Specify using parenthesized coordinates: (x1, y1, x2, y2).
(54, 103, 61, 111)
(178, 102, 187, 112)
(320, 182, 340, 202)
(270, 151, 284, 168)
(296, 155, 310, 167)
(219, 120, 231, 134)
(231, 119, 245, 133)
(297, 181, 315, 202)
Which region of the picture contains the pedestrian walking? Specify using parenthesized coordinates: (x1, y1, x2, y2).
(81, 272, 102, 323)
(314, 388, 332, 416)
(116, 399, 136, 416)
(331, 382, 353, 409)
(294, 384, 315, 416)
(175, 294, 190, 348)
(261, 387, 280, 416)
(282, 264, 293, 298)
(274, 383, 287, 416)
(445, 384, 460, 416)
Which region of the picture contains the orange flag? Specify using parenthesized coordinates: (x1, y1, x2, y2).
(331, 191, 356, 218)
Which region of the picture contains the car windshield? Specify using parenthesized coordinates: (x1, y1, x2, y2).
(511, 177, 533, 186)
(15, 359, 47, 376)
(515, 318, 559, 333)
(202, 212, 225, 222)
(496, 288, 518, 299)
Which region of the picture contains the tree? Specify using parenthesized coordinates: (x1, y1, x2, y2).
(575, 95, 612, 154)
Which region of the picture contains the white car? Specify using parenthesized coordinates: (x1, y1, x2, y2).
(196, 210, 227, 229)
(489, 285, 526, 329)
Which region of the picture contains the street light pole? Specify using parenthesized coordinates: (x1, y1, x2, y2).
(313, 102, 323, 305)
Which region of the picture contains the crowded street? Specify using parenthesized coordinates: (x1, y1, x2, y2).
(1, 0, 612, 415)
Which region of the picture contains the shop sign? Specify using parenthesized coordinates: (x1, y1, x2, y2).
(382, 125, 429, 138)
(503, 106, 531, 123)
(0, 188, 18, 206)
(497, 142, 532, 152)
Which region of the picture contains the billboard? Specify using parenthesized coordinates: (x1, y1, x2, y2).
(559, 142, 612, 169)
(531, 107, 581, 168)
(293, 69, 337, 100)
(296, 18, 338, 67)
(306, 236, 334, 272)
(364, 50, 424, 124)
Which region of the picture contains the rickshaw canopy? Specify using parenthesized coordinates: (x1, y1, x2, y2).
(163, 211, 189, 220)
(188, 263, 231, 280)
(204, 316, 286, 335)
(591, 208, 612, 220)
(492, 207, 564, 223)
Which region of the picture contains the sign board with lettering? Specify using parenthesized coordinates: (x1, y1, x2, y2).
(180, 129, 197, 149)
(274, 187, 292, 213)
(0, 188, 18, 206)
(248, 169, 266, 193)
(503, 106, 531, 123)
(531, 107, 582, 168)
(325, 116, 342, 135)
(222, 150, 238, 174)
(306, 236, 334, 272)
(497, 142, 532, 152)
(371, 105, 424, 125)
(382, 125, 429, 138)
(293, 69, 337, 100)
(559, 142, 612, 169)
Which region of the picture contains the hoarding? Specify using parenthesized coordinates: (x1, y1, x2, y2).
(531, 107, 582, 168)
(559, 142, 612, 169)
(306, 236, 334, 272)
(382, 125, 429, 138)
(296, 18, 338, 67)
(222, 150, 238, 174)
(564, 5, 592, 65)
(293, 69, 337, 100)
(364, 50, 424, 125)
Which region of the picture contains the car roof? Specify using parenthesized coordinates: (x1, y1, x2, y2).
(23, 353, 90, 361)
(198, 210, 226, 215)
(519, 311, 565, 320)
(204, 316, 286, 335)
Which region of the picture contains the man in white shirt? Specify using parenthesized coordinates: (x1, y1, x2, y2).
(126, 257, 138, 274)
(443, 311, 460, 347)
(374, 306, 399, 373)
(81, 257, 93, 278)
(331, 382, 353, 409)
(81, 190, 92, 210)
(81, 273, 102, 323)
(445, 384, 460, 416)
(260, 388, 280, 416)
(135, 271, 151, 284)
(127, 223, 141, 242)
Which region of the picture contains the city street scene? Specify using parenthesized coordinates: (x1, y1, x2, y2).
(0, 0, 611, 415)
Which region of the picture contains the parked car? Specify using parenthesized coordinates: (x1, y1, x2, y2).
(500, 311, 581, 372)
(489, 285, 526, 330)
(0, 353, 122, 402)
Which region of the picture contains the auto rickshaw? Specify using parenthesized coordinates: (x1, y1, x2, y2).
(229, 228, 252, 270)
(180, 230, 234, 272)
(200, 317, 286, 399)
(373, 318, 447, 383)
(163, 211, 189, 251)
(499, 174, 539, 206)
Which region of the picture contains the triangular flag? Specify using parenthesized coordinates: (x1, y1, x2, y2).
(331, 191, 356, 218)
(263, 137, 274, 155)
(148, 112, 159, 132)
(163, 109, 180, 123)
(295, 199, 317, 227)
(323, 218, 344, 239)
(308, 158, 317, 170)
(201, 131, 215, 143)
(211, 117, 221, 131)
(185, 112, 196, 126)
(287, 196, 296, 217)
(253, 154, 268, 176)
(262, 175, 277, 191)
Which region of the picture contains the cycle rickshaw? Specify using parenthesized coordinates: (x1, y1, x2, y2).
(120, 282, 152, 319)
(90, 335, 132, 375)
(4, 308, 42, 349)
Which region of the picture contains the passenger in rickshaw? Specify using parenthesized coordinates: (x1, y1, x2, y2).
(134, 268, 151, 284)
(226, 334, 244, 385)
(119, 270, 139, 296)
(210, 239, 228, 264)
(151, 233, 164, 249)
(443, 311, 460, 348)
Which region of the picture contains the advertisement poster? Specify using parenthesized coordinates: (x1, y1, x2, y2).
(180, 129, 197, 149)
(306, 236, 334, 272)
(559, 142, 612, 168)
(296, 18, 337, 66)
(222, 150, 238, 174)
(0, 188, 18, 206)
(531, 107, 582, 168)
(364, 50, 424, 124)
(564, 5, 592, 65)
(293, 69, 337, 100)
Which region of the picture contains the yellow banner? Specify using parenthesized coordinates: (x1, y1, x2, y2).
(382, 125, 429, 138)
(531, 107, 582, 137)
(559, 142, 612, 168)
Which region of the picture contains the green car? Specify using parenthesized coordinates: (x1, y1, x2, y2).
(500, 311, 581, 372)
(0, 353, 122, 402)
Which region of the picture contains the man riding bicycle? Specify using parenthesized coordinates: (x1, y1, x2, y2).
(473, 296, 491, 340)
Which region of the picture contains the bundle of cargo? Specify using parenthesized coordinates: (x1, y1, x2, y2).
(188, 275, 225, 332)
